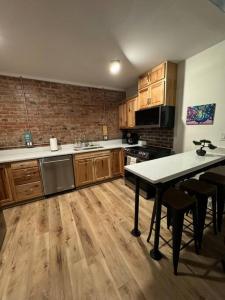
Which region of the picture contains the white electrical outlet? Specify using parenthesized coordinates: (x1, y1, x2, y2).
(220, 133, 225, 141)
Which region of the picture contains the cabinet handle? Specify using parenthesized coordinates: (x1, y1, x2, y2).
(26, 174, 31, 177)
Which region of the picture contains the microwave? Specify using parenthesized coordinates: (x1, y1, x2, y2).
(135, 106, 175, 128)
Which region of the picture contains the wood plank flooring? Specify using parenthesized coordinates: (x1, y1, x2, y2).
(0, 179, 225, 300)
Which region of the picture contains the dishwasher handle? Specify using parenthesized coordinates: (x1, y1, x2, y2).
(41, 158, 70, 164)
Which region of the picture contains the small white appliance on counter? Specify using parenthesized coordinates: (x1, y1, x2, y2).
(50, 137, 58, 151)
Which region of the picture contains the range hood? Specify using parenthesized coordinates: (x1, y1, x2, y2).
(135, 106, 175, 129)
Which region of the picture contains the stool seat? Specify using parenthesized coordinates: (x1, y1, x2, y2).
(200, 172, 225, 185)
(163, 188, 196, 211)
(207, 166, 225, 177)
(180, 179, 217, 197)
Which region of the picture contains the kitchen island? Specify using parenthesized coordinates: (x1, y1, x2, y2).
(125, 149, 225, 260)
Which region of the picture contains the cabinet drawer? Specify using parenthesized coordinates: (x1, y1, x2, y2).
(74, 150, 111, 160)
(11, 160, 38, 170)
(15, 181, 43, 201)
(12, 167, 41, 185)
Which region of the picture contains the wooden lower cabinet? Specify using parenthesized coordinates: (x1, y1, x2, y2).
(111, 149, 123, 176)
(74, 149, 123, 187)
(94, 156, 111, 181)
(14, 182, 43, 202)
(0, 165, 13, 206)
(74, 158, 94, 187)
(0, 210, 6, 250)
(10, 160, 43, 203)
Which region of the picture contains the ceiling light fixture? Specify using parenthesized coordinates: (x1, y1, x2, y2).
(110, 60, 121, 75)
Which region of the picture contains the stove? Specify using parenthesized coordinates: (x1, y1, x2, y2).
(125, 145, 172, 161)
(124, 145, 173, 199)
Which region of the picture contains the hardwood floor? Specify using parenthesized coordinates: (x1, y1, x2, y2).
(0, 179, 225, 300)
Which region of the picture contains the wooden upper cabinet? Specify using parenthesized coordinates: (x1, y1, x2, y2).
(94, 155, 111, 182)
(119, 102, 127, 129)
(138, 86, 151, 110)
(74, 158, 94, 187)
(127, 97, 137, 128)
(150, 62, 165, 84)
(150, 80, 165, 106)
(138, 72, 150, 90)
(0, 165, 13, 206)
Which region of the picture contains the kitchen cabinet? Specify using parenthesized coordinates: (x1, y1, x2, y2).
(0, 165, 13, 206)
(137, 61, 177, 109)
(10, 160, 43, 203)
(127, 97, 137, 128)
(111, 149, 123, 176)
(138, 72, 150, 90)
(150, 62, 165, 84)
(150, 80, 165, 106)
(0, 210, 6, 250)
(74, 149, 123, 187)
(138, 86, 151, 110)
(74, 158, 94, 187)
(94, 156, 111, 181)
(119, 102, 127, 128)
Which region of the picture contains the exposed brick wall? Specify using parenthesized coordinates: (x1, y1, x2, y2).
(0, 75, 124, 149)
(122, 128, 174, 148)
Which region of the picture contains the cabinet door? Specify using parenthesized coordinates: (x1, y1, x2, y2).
(119, 103, 127, 128)
(151, 62, 165, 84)
(75, 159, 94, 187)
(150, 80, 165, 106)
(111, 149, 122, 177)
(138, 86, 151, 109)
(138, 73, 150, 90)
(119, 104, 123, 128)
(127, 98, 137, 128)
(94, 156, 111, 182)
(0, 166, 13, 206)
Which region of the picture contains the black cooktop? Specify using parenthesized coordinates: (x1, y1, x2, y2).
(125, 145, 172, 160)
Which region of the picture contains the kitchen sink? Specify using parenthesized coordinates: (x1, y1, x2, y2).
(74, 145, 104, 151)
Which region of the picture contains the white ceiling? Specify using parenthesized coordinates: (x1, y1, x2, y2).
(0, 0, 225, 90)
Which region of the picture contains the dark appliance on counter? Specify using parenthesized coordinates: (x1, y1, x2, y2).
(135, 105, 175, 128)
(124, 145, 173, 199)
(124, 132, 139, 145)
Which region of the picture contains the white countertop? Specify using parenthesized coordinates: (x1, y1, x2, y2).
(0, 139, 138, 164)
(125, 149, 225, 184)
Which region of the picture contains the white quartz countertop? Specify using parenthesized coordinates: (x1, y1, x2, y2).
(125, 149, 225, 184)
(0, 140, 138, 164)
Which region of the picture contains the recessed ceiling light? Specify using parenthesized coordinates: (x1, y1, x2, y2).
(110, 60, 121, 75)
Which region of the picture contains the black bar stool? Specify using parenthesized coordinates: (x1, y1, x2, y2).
(147, 188, 199, 275)
(199, 169, 225, 232)
(180, 179, 217, 247)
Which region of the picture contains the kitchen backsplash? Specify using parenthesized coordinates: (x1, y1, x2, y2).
(122, 128, 174, 149)
(0, 75, 124, 148)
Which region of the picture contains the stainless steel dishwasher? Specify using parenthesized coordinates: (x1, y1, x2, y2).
(39, 155, 75, 196)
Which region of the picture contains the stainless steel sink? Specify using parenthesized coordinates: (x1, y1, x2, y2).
(74, 145, 104, 151)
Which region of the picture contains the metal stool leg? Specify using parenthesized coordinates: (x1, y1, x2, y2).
(172, 210, 184, 275)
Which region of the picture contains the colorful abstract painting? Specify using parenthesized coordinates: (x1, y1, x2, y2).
(186, 103, 216, 125)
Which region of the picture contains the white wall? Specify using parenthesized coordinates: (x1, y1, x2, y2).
(174, 39, 225, 153)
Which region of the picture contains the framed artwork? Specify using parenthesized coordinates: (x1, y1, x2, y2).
(186, 103, 216, 125)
